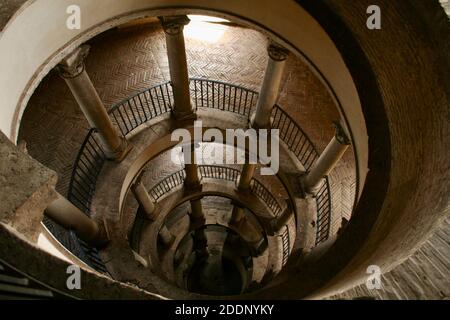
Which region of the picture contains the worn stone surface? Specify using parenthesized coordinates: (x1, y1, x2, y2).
(0, 130, 57, 241)
(0, 0, 26, 31)
(330, 215, 450, 300)
(0, 222, 163, 300)
(439, 0, 450, 15)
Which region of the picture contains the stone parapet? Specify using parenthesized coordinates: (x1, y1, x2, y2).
(0, 130, 57, 242)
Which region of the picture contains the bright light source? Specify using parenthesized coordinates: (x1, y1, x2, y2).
(184, 15, 228, 43)
(188, 15, 229, 23)
(37, 232, 72, 263)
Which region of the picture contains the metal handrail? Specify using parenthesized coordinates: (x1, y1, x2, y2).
(199, 165, 240, 182)
(190, 78, 259, 116)
(271, 105, 332, 245)
(271, 105, 318, 171)
(315, 179, 332, 245)
(249, 179, 283, 217)
(61, 82, 174, 271)
(281, 225, 290, 267)
(149, 170, 186, 201)
(109, 81, 173, 136)
(67, 129, 106, 213)
(147, 165, 283, 218)
(45, 129, 108, 272)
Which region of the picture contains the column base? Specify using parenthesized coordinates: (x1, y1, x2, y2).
(91, 218, 110, 248)
(236, 177, 254, 193)
(106, 137, 133, 162)
(299, 172, 321, 197)
(249, 112, 273, 130)
(172, 109, 198, 126)
(159, 226, 175, 247)
(143, 203, 160, 221)
(249, 238, 267, 257)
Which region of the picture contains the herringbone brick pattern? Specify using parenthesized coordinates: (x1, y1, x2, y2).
(278, 55, 357, 234)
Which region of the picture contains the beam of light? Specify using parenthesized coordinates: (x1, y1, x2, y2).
(184, 15, 228, 43)
(37, 232, 72, 263)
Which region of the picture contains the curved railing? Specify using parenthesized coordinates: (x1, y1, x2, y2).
(271, 105, 332, 245)
(68, 81, 174, 214)
(147, 165, 283, 217)
(64, 79, 332, 270)
(271, 106, 318, 171)
(60, 82, 173, 271)
(248, 179, 283, 217)
(314, 180, 332, 244)
(43, 129, 107, 272)
(67, 129, 106, 214)
(143, 165, 289, 271)
(187, 80, 332, 244)
(149, 170, 186, 201)
(199, 165, 240, 182)
(190, 78, 258, 117)
(281, 226, 290, 267)
(110, 81, 173, 136)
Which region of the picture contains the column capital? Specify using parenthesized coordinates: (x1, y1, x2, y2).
(159, 15, 190, 35)
(58, 45, 90, 78)
(268, 42, 289, 62)
(333, 122, 351, 145)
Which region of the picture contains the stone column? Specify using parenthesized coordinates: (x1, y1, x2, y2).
(234, 162, 255, 229)
(250, 237, 267, 256)
(192, 226, 208, 259)
(132, 175, 173, 245)
(303, 123, 351, 194)
(58, 45, 130, 161)
(251, 42, 289, 129)
(190, 198, 204, 222)
(230, 205, 245, 226)
(159, 225, 174, 246)
(182, 142, 204, 221)
(185, 165, 201, 190)
(44, 193, 107, 246)
(184, 142, 201, 190)
(270, 203, 293, 234)
(160, 16, 196, 122)
(189, 197, 205, 258)
(132, 180, 156, 220)
(238, 163, 256, 191)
